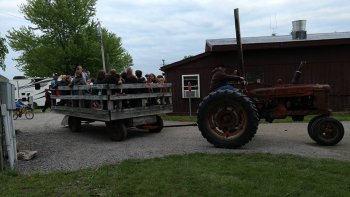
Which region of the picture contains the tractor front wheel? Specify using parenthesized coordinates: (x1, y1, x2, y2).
(309, 117, 344, 146)
(307, 115, 328, 141)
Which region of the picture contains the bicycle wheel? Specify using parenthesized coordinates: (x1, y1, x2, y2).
(13, 111, 19, 120)
(25, 110, 34, 119)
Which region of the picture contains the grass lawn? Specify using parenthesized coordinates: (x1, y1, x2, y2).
(1, 153, 350, 196)
(162, 112, 350, 123)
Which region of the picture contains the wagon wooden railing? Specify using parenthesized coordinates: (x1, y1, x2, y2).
(50, 83, 173, 122)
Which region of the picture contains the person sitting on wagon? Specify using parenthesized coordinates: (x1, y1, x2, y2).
(135, 70, 146, 83)
(100, 69, 122, 109)
(124, 67, 138, 108)
(146, 73, 158, 106)
(157, 75, 169, 104)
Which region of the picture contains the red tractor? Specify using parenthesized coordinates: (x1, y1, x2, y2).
(197, 62, 344, 148)
(196, 9, 344, 148)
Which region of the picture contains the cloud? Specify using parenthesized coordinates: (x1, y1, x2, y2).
(1, 0, 350, 78)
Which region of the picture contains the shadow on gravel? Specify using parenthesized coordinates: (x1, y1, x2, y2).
(70, 122, 158, 141)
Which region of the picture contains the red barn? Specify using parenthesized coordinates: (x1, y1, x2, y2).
(161, 32, 350, 114)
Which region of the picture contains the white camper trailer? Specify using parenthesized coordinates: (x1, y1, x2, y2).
(9, 76, 52, 108)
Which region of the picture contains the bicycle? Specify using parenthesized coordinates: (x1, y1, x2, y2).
(13, 105, 34, 120)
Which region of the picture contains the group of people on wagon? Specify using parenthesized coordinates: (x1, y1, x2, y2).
(48, 65, 168, 110)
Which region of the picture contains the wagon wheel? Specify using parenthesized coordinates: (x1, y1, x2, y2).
(310, 117, 344, 146)
(150, 115, 164, 133)
(148, 115, 164, 133)
(197, 90, 259, 148)
(106, 121, 127, 141)
(68, 116, 82, 132)
(136, 115, 164, 133)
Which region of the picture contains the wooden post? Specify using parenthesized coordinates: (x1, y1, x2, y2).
(188, 82, 192, 116)
(78, 90, 83, 108)
(107, 85, 113, 110)
(234, 8, 245, 77)
(1, 104, 17, 169)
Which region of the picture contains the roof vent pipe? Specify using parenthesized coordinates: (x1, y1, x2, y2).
(292, 20, 307, 40)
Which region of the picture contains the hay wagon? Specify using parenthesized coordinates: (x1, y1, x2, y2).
(51, 83, 172, 141)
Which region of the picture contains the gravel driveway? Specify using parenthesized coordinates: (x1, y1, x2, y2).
(14, 112, 350, 174)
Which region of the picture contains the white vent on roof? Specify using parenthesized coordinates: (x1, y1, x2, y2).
(292, 20, 307, 40)
(292, 20, 306, 31)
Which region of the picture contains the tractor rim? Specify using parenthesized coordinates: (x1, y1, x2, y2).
(317, 121, 338, 140)
(206, 101, 247, 139)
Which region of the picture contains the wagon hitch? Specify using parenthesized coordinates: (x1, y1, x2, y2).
(163, 123, 197, 128)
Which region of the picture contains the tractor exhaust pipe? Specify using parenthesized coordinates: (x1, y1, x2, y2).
(291, 61, 306, 84)
(234, 8, 245, 77)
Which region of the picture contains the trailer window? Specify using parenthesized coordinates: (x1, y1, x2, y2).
(182, 74, 200, 98)
(35, 78, 42, 90)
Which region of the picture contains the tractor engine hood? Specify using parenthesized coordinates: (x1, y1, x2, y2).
(247, 84, 330, 98)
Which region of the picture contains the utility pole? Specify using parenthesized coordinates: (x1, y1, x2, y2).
(97, 21, 106, 72)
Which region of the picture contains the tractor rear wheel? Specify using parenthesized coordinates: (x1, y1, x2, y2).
(309, 117, 344, 146)
(197, 90, 259, 148)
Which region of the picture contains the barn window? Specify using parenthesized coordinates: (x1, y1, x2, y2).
(182, 74, 200, 98)
(246, 72, 264, 84)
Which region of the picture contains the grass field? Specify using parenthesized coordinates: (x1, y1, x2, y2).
(1, 153, 349, 196)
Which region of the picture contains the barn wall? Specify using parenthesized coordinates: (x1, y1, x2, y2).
(165, 44, 350, 113)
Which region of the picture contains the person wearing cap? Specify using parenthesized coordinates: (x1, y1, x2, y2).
(210, 64, 244, 91)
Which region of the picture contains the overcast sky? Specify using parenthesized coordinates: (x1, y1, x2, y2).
(1, 0, 350, 79)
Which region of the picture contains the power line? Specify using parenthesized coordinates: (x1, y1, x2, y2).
(0, 12, 25, 20)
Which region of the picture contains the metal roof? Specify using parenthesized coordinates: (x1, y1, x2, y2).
(206, 32, 350, 49)
(162, 31, 350, 71)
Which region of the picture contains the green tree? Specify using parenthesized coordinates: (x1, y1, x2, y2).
(7, 0, 132, 77)
(183, 55, 193, 59)
(0, 36, 8, 71)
